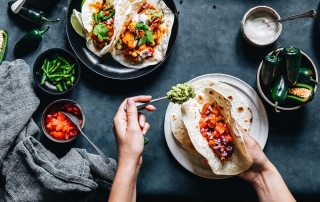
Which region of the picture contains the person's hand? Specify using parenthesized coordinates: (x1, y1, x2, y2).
(113, 96, 156, 168)
(237, 125, 270, 183)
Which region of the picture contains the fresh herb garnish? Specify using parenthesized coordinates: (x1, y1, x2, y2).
(136, 22, 149, 31)
(93, 23, 109, 41)
(138, 35, 147, 46)
(136, 23, 154, 46)
(146, 30, 154, 44)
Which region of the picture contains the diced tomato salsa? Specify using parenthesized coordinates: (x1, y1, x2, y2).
(45, 103, 83, 140)
(199, 103, 234, 162)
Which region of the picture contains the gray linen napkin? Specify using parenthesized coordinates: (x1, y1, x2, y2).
(0, 60, 117, 202)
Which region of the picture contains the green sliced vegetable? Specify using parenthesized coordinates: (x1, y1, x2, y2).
(271, 75, 288, 113)
(8, 1, 59, 24)
(0, 30, 8, 65)
(38, 53, 76, 92)
(101, 10, 115, 21)
(282, 47, 301, 86)
(287, 83, 314, 103)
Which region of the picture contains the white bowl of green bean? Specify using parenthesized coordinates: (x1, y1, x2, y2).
(33, 48, 81, 95)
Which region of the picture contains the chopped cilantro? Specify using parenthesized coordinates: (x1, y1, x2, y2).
(138, 35, 147, 46)
(93, 23, 109, 41)
(136, 22, 149, 31)
(98, 11, 105, 19)
(92, 13, 99, 24)
(146, 30, 154, 44)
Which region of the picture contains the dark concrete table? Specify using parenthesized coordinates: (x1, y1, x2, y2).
(2, 0, 320, 201)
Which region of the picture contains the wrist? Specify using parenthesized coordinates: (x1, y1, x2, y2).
(118, 159, 141, 174)
(252, 160, 276, 187)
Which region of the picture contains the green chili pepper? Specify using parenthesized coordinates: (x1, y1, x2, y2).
(14, 26, 50, 52)
(282, 47, 301, 86)
(271, 75, 288, 113)
(298, 67, 320, 85)
(56, 83, 63, 92)
(0, 30, 8, 65)
(49, 61, 61, 73)
(40, 72, 47, 85)
(260, 46, 282, 87)
(8, 1, 60, 24)
(287, 83, 314, 103)
(101, 10, 115, 21)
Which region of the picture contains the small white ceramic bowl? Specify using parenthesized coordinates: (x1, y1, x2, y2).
(241, 6, 282, 47)
(257, 49, 318, 111)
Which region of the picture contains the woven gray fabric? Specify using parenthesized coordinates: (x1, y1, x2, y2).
(0, 60, 117, 202)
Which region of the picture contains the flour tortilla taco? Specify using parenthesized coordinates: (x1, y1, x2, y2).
(111, 0, 174, 68)
(171, 79, 253, 156)
(180, 87, 252, 175)
(81, 0, 135, 56)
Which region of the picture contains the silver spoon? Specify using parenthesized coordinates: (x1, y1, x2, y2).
(123, 96, 167, 111)
(263, 9, 316, 27)
(11, 0, 26, 14)
(61, 111, 110, 164)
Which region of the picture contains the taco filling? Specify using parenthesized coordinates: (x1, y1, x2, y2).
(199, 103, 234, 162)
(115, 1, 165, 62)
(88, 0, 115, 51)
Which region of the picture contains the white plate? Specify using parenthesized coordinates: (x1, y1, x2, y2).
(164, 74, 269, 179)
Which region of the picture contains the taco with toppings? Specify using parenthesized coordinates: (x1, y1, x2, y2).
(171, 79, 253, 156)
(111, 0, 174, 68)
(181, 87, 253, 175)
(81, 0, 134, 56)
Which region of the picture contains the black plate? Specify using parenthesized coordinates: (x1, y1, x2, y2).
(66, 0, 178, 80)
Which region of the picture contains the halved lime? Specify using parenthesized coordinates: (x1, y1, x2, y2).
(70, 9, 86, 37)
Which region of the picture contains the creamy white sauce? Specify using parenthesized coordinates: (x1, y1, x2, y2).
(243, 13, 279, 45)
(132, 13, 148, 24)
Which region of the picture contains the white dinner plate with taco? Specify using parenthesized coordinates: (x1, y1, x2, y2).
(164, 74, 268, 179)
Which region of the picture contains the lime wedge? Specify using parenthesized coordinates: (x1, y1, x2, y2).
(81, 0, 86, 8)
(70, 9, 86, 37)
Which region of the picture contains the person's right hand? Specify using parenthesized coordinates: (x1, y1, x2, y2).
(113, 96, 156, 168)
(237, 125, 270, 183)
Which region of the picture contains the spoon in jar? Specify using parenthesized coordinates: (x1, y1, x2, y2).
(61, 111, 110, 164)
(263, 9, 316, 27)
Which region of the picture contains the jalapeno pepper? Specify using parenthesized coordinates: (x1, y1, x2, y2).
(298, 67, 320, 85)
(271, 75, 288, 113)
(260, 46, 282, 87)
(8, 1, 60, 24)
(0, 30, 8, 65)
(282, 47, 301, 86)
(287, 83, 314, 103)
(14, 26, 49, 53)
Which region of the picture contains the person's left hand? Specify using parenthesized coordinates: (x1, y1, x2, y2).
(113, 96, 156, 168)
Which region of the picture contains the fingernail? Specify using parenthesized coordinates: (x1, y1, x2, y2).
(127, 98, 134, 106)
(140, 120, 145, 127)
(142, 129, 147, 135)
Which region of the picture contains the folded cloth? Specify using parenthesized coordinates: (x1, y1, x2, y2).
(0, 60, 117, 202)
